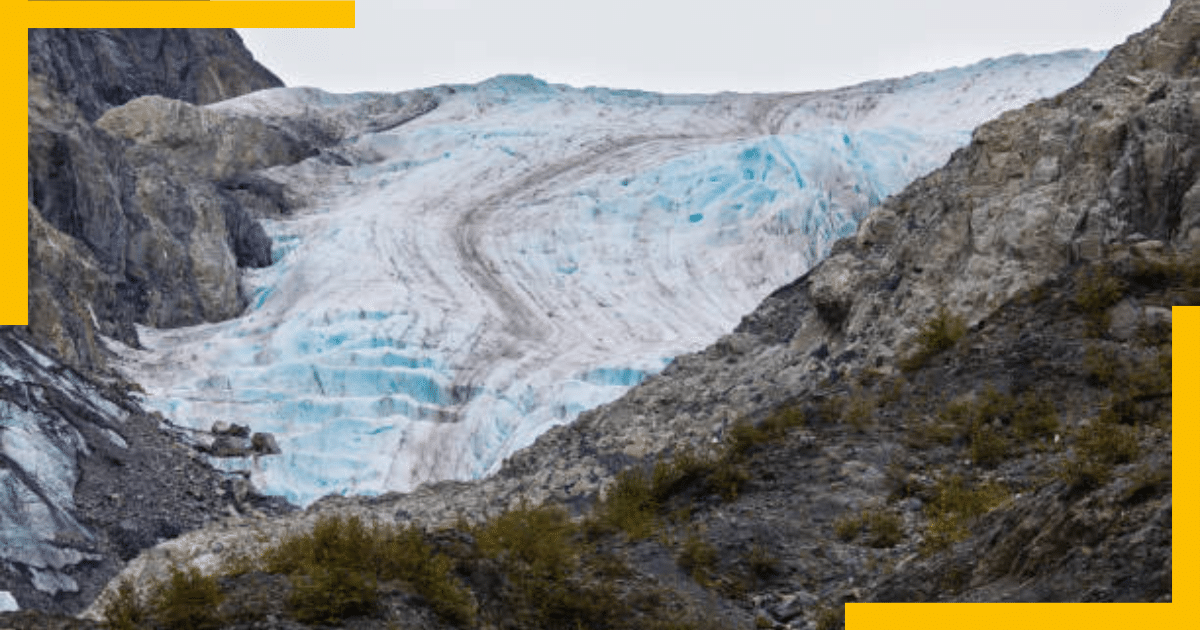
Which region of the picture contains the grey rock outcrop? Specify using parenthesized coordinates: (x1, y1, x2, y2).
(0, 329, 293, 615)
(24, 29, 305, 372)
(28, 29, 282, 124)
(6, 29, 301, 616)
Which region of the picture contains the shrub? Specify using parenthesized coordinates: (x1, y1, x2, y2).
(100, 578, 147, 630)
(727, 403, 806, 458)
(1011, 392, 1060, 442)
(842, 391, 875, 432)
(1060, 418, 1140, 489)
(744, 543, 780, 582)
(594, 462, 669, 539)
(921, 475, 1008, 555)
(287, 564, 378, 626)
(969, 423, 1010, 467)
(378, 525, 474, 625)
(477, 503, 579, 579)
(901, 306, 967, 371)
(814, 603, 843, 630)
(833, 514, 861, 542)
(150, 566, 225, 630)
(260, 514, 474, 626)
(1075, 266, 1125, 336)
(834, 508, 905, 548)
(864, 510, 906, 548)
(263, 514, 374, 576)
(677, 532, 719, 585)
(707, 455, 751, 501)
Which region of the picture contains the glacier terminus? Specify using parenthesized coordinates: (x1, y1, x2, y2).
(111, 52, 1105, 507)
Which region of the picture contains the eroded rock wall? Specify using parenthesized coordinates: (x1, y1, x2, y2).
(24, 29, 306, 371)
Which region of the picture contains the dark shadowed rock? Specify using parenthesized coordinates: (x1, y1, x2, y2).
(23, 29, 301, 372)
(28, 29, 283, 123)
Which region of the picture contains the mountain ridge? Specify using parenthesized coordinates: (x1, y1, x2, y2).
(81, 1, 1190, 622)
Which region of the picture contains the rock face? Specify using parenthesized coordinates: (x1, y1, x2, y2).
(25, 29, 308, 372)
(28, 29, 283, 124)
(4, 29, 299, 615)
(86, 0, 1187, 619)
(0, 329, 294, 615)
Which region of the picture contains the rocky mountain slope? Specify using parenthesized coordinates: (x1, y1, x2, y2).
(3, 29, 297, 615)
(73, 0, 1190, 626)
(26, 28, 293, 372)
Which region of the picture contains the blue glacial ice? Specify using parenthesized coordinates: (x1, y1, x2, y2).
(116, 50, 1105, 506)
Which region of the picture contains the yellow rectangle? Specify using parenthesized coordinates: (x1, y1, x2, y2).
(2, 24, 26, 324)
(24, 2, 354, 28)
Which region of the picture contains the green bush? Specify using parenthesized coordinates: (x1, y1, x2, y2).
(842, 391, 875, 432)
(477, 503, 579, 579)
(921, 475, 1008, 555)
(814, 603, 843, 630)
(727, 404, 806, 458)
(150, 566, 225, 630)
(378, 525, 475, 625)
(100, 578, 146, 630)
(1060, 418, 1140, 489)
(833, 508, 905, 548)
(744, 543, 780, 582)
(260, 514, 474, 626)
(969, 423, 1010, 467)
(595, 463, 667, 539)
(594, 446, 742, 538)
(1075, 266, 1126, 336)
(677, 532, 719, 585)
(287, 564, 378, 626)
(900, 306, 967, 371)
(1011, 392, 1060, 442)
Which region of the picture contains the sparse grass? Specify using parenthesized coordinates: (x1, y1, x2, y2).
(259, 514, 474, 626)
(1085, 346, 1171, 426)
(842, 390, 875, 432)
(1083, 345, 1120, 386)
(744, 543, 780, 583)
(914, 386, 1059, 462)
(1075, 265, 1126, 336)
(477, 502, 579, 579)
(594, 449, 714, 539)
(969, 423, 1010, 467)
(834, 507, 905, 548)
(1059, 418, 1140, 489)
(900, 306, 967, 372)
(728, 404, 806, 457)
(149, 566, 226, 630)
(1123, 464, 1171, 503)
(1011, 392, 1060, 442)
(921, 474, 1008, 555)
(100, 578, 146, 630)
(813, 603, 843, 630)
(677, 532, 719, 585)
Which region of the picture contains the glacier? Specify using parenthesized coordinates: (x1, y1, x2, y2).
(112, 51, 1105, 506)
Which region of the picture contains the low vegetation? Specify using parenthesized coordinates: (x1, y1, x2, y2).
(900, 306, 967, 371)
(1075, 265, 1126, 335)
(834, 507, 905, 548)
(920, 474, 1009, 555)
(97, 251, 1183, 627)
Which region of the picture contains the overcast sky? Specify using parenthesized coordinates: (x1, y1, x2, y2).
(238, 0, 1169, 95)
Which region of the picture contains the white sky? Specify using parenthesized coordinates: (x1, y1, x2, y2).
(238, 0, 1169, 95)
